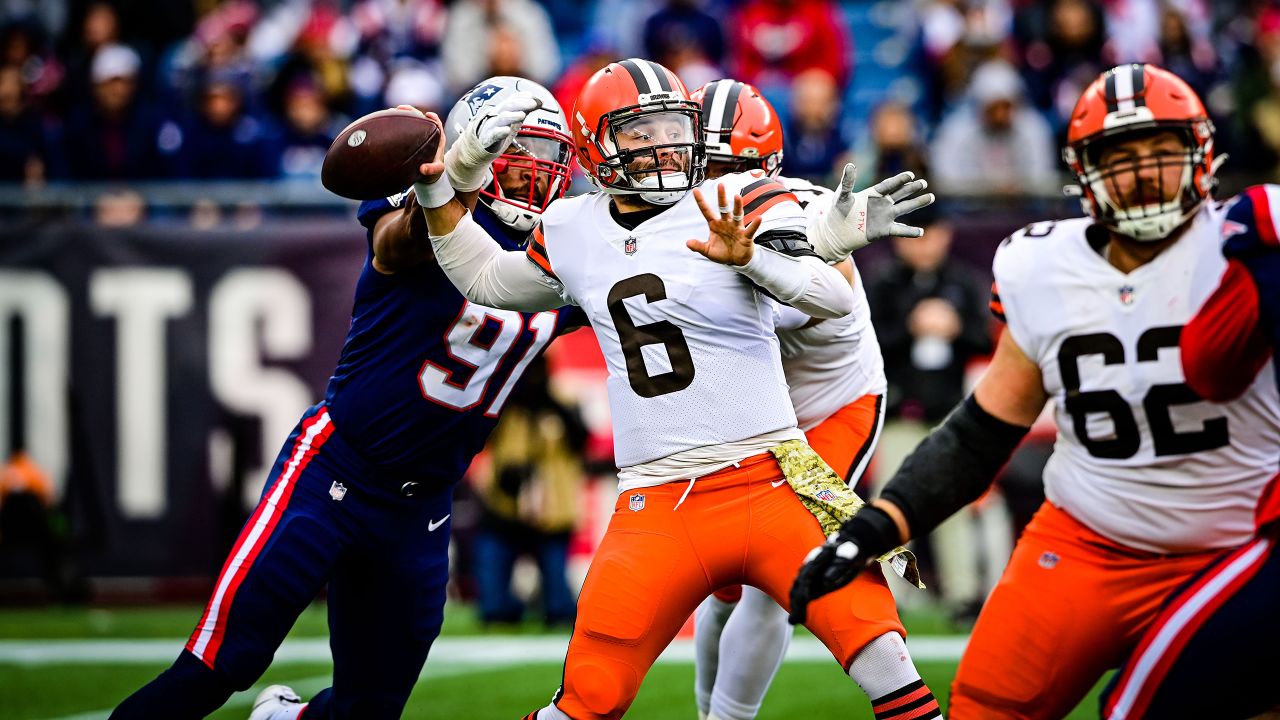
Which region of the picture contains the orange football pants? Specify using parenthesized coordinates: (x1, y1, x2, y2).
(715, 392, 883, 604)
(553, 451, 904, 720)
(949, 501, 1222, 720)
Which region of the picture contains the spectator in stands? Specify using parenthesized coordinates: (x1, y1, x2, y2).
(0, 66, 47, 185)
(731, 0, 852, 92)
(58, 2, 123, 112)
(178, 71, 276, 179)
(930, 59, 1057, 195)
(783, 68, 849, 185)
(864, 207, 998, 614)
(61, 43, 173, 180)
(347, 0, 447, 113)
(1154, 4, 1218, 99)
(1014, 0, 1108, 129)
(853, 100, 930, 190)
(918, 0, 1014, 119)
(275, 77, 340, 179)
(441, 0, 559, 94)
(470, 356, 585, 628)
(1235, 6, 1280, 180)
(643, 0, 725, 87)
(0, 19, 61, 112)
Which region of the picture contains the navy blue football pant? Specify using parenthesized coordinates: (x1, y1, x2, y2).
(1101, 530, 1280, 720)
(111, 403, 454, 719)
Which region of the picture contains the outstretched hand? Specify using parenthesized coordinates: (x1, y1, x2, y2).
(686, 183, 762, 266)
(825, 163, 935, 256)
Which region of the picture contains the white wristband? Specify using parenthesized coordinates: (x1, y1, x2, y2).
(414, 176, 455, 209)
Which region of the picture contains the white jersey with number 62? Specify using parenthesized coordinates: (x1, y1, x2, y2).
(992, 204, 1280, 554)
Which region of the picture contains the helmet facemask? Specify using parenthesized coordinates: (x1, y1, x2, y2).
(1067, 121, 1215, 242)
(483, 126, 573, 232)
(590, 102, 707, 205)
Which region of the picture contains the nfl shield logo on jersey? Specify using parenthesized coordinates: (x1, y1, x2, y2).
(629, 494, 645, 512)
(1118, 285, 1135, 306)
(1038, 551, 1060, 569)
(624, 236, 637, 255)
(816, 489, 837, 502)
(329, 481, 348, 501)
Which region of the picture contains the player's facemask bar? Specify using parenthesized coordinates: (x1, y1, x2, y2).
(1070, 125, 1214, 242)
(487, 128, 573, 232)
(594, 106, 707, 205)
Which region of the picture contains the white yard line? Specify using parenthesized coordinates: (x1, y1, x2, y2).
(2, 634, 967, 667)
(42, 659, 511, 720)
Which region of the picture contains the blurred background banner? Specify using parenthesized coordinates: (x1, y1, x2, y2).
(0, 214, 364, 582)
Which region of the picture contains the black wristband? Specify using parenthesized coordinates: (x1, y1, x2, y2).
(842, 504, 900, 560)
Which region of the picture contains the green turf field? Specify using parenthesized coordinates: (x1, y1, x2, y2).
(0, 604, 1108, 719)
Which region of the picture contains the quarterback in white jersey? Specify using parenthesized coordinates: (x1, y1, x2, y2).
(790, 63, 1280, 720)
(686, 79, 895, 720)
(412, 59, 937, 720)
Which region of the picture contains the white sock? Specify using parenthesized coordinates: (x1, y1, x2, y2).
(708, 586, 791, 720)
(847, 632, 922, 700)
(536, 704, 572, 720)
(693, 593, 738, 715)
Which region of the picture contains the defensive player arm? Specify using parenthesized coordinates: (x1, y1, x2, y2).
(1181, 258, 1271, 402)
(370, 191, 432, 273)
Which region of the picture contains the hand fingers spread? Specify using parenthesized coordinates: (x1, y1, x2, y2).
(717, 183, 730, 217)
(692, 188, 716, 221)
(893, 192, 935, 217)
(888, 178, 928, 203)
(889, 222, 925, 238)
(871, 171, 915, 196)
(837, 163, 857, 200)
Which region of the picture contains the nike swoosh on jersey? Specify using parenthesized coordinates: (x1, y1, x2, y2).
(428, 514, 451, 532)
(771, 478, 788, 488)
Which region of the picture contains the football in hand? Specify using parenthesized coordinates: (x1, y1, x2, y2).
(321, 108, 442, 201)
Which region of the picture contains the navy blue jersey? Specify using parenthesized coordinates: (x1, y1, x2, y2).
(1223, 186, 1280, 383)
(323, 190, 582, 484)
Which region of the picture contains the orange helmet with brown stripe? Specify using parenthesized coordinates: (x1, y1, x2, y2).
(1064, 63, 1217, 241)
(572, 58, 706, 205)
(690, 79, 784, 177)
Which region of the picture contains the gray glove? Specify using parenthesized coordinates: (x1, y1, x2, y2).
(810, 163, 935, 260)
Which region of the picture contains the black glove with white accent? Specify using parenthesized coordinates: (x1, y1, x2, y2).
(808, 163, 936, 261)
(788, 504, 902, 625)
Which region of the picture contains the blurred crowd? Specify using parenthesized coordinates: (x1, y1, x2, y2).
(1, 0, 1278, 194)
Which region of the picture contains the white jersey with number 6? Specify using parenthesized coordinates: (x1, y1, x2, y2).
(533, 171, 812, 470)
(992, 204, 1280, 554)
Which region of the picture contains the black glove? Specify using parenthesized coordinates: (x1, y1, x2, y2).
(788, 505, 901, 625)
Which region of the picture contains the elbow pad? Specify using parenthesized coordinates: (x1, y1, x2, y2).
(879, 395, 1030, 538)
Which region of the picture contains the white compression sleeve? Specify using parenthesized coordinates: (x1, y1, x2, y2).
(709, 587, 791, 720)
(693, 594, 738, 716)
(428, 211, 568, 312)
(734, 248, 853, 319)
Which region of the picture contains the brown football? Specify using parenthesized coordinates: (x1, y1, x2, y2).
(321, 108, 442, 201)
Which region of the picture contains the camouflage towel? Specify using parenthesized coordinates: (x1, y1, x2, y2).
(770, 439, 925, 589)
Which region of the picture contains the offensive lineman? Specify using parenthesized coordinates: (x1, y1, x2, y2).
(790, 63, 1280, 720)
(413, 58, 936, 720)
(111, 77, 580, 720)
(687, 79, 928, 720)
